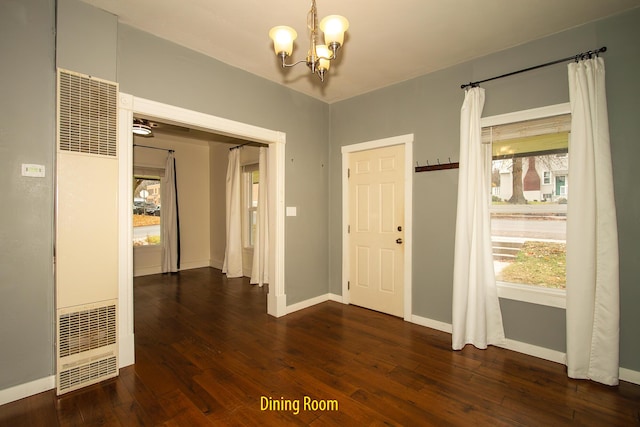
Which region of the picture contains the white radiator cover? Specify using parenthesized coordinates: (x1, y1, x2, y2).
(56, 301, 118, 394)
(56, 69, 120, 394)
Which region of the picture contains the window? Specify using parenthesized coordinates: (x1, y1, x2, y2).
(133, 176, 161, 246)
(483, 105, 570, 307)
(243, 164, 259, 248)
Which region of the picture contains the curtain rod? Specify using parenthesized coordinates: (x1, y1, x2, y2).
(229, 142, 251, 151)
(133, 144, 174, 153)
(460, 46, 607, 90)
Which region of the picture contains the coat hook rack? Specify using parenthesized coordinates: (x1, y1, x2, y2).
(415, 157, 459, 173)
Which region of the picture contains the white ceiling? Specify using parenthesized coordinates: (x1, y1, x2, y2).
(81, 0, 639, 103)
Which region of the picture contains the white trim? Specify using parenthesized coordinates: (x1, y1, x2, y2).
(341, 134, 414, 321)
(129, 97, 286, 317)
(118, 95, 288, 370)
(411, 315, 640, 385)
(499, 339, 566, 365)
(285, 293, 343, 314)
(118, 93, 135, 368)
(328, 293, 343, 303)
(268, 132, 287, 317)
(497, 282, 566, 309)
(483, 103, 571, 310)
(411, 314, 569, 365)
(119, 333, 135, 368)
(286, 294, 333, 314)
(481, 102, 571, 127)
(0, 376, 55, 406)
(411, 314, 453, 334)
(620, 368, 640, 386)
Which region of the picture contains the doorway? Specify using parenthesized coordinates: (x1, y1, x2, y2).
(117, 94, 286, 368)
(341, 134, 413, 321)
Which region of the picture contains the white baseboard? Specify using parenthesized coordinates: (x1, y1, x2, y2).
(409, 314, 640, 385)
(285, 293, 344, 314)
(412, 315, 564, 364)
(0, 375, 55, 406)
(267, 291, 287, 317)
(3, 308, 638, 406)
(499, 338, 566, 365)
(286, 293, 332, 314)
(620, 367, 640, 385)
(328, 293, 343, 303)
(411, 314, 453, 333)
(180, 260, 211, 271)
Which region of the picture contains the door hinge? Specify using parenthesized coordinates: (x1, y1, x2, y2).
(347, 168, 350, 178)
(348, 225, 350, 233)
(348, 281, 350, 290)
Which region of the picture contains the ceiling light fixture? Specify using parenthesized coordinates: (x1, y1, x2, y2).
(269, 0, 348, 82)
(132, 118, 153, 136)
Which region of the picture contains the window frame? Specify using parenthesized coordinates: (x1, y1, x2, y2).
(482, 103, 570, 309)
(132, 173, 163, 247)
(242, 163, 259, 249)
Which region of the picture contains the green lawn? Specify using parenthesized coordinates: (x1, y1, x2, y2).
(497, 241, 566, 289)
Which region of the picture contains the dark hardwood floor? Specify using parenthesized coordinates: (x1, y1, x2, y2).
(1, 267, 639, 426)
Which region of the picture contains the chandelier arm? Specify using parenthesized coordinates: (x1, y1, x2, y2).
(281, 59, 309, 68)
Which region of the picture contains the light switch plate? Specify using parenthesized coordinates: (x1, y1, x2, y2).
(22, 164, 46, 177)
(286, 206, 297, 217)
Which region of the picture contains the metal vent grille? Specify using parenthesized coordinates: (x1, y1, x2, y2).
(59, 304, 116, 358)
(59, 356, 117, 392)
(58, 69, 118, 156)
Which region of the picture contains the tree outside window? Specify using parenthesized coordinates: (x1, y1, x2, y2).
(485, 113, 570, 290)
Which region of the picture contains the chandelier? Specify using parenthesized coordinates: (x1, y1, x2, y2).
(268, 0, 349, 82)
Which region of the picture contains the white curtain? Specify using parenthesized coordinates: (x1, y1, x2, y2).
(161, 151, 180, 273)
(452, 87, 505, 350)
(223, 148, 244, 278)
(250, 147, 269, 286)
(566, 57, 619, 385)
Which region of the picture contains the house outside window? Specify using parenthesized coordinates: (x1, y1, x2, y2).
(484, 109, 570, 304)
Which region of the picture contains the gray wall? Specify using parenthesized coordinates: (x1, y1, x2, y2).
(0, 0, 56, 390)
(55, 0, 331, 304)
(115, 25, 330, 305)
(1, 0, 638, 394)
(329, 8, 640, 371)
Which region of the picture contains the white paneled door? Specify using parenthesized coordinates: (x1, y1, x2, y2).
(348, 144, 405, 317)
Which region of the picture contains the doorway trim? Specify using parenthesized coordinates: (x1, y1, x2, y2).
(341, 134, 413, 321)
(117, 94, 287, 367)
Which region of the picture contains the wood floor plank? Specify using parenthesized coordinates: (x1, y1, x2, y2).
(1, 267, 639, 426)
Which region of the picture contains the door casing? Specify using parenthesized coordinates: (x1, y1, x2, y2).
(117, 94, 287, 369)
(341, 134, 413, 321)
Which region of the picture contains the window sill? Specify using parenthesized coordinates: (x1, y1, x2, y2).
(497, 281, 566, 309)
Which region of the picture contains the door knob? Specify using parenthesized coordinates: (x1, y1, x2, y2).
(397, 226, 402, 232)
(396, 238, 403, 244)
